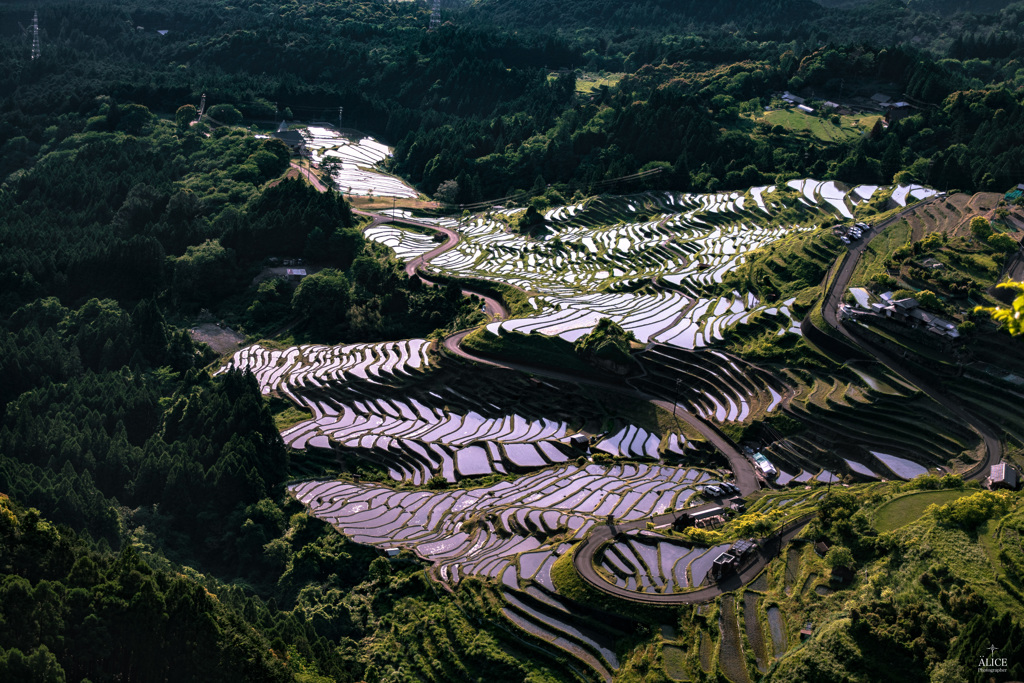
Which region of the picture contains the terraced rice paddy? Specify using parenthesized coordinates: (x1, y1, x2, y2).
(718, 595, 751, 683)
(595, 532, 733, 592)
(500, 588, 620, 681)
(300, 126, 419, 198)
(784, 548, 802, 595)
(367, 182, 917, 352)
(632, 345, 789, 425)
(290, 463, 718, 589)
(218, 339, 579, 483)
(743, 592, 770, 673)
(765, 368, 978, 478)
(767, 606, 787, 657)
(662, 644, 689, 681)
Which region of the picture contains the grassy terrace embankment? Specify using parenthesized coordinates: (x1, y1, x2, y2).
(873, 489, 972, 532)
(460, 327, 607, 377)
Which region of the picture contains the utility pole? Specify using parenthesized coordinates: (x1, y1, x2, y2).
(30, 11, 40, 60)
(673, 378, 682, 433)
(338, 106, 343, 129)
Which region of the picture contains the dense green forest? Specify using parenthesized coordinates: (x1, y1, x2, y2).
(2, 0, 1024, 680)
(4, 0, 1024, 203)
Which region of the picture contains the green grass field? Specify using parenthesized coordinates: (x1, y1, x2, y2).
(873, 489, 971, 532)
(750, 109, 881, 143)
(850, 219, 911, 288)
(568, 71, 626, 93)
(662, 644, 689, 681)
(269, 395, 313, 431)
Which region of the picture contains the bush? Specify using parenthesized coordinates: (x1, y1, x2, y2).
(970, 216, 993, 240)
(824, 545, 854, 569)
(680, 527, 724, 545)
(208, 104, 243, 126)
(987, 233, 1017, 253)
(928, 490, 1010, 528)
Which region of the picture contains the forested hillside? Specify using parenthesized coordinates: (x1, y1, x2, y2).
(1, 0, 1024, 680)
(4, 0, 1024, 203)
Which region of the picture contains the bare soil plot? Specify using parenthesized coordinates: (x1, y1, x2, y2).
(189, 323, 246, 355)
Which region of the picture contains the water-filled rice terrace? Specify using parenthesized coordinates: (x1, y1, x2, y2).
(214, 179, 969, 679)
(595, 532, 733, 593)
(218, 338, 704, 484)
(290, 463, 720, 586)
(300, 126, 419, 198)
(290, 463, 728, 681)
(366, 181, 925, 350)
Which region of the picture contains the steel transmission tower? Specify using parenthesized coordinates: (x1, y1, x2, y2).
(429, 0, 440, 30)
(30, 11, 40, 60)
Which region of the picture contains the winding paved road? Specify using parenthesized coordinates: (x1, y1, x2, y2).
(302, 176, 1005, 606)
(811, 196, 1002, 481)
(353, 209, 509, 320)
(345, 203, 757, 494)
(310, 181, 811, 605)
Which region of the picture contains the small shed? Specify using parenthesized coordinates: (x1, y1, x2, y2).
(674, 506, 724, 529)
(385, 548, 401, 558)
(800, 623, 815, 640)
(731, 539, 757, 560)
(885, 102, 913, 124)
(273, 129, 306, 153)
(287, 268, 307, 282)
(567, 434, 590, 450)
(990, 462, 1020, 490)
(796, 104, 815, 114)
(711, 552, 739, 579)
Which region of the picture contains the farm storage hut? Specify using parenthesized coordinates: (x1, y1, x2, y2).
(885, 102, 913, 124)
(567, 434, 590, 450)
(989, 462, 1019, 490)
(711, 552, 739, 579)
(287, 268, 307, 282)
(273, 129, 306, 154)
(674, 506, 724, 529)
(796, 104, 815, 114)
(731, 539, 757, 560)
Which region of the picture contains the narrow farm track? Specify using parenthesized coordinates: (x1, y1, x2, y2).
(348, 203, 759, 492)
(572, 511, 813, 605)
(808, 195, 1002, 481)
(353, 209, 509, 319)
(354, 206, 790, 606)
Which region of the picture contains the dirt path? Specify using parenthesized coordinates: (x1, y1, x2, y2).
(571, 512, 813, 605)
